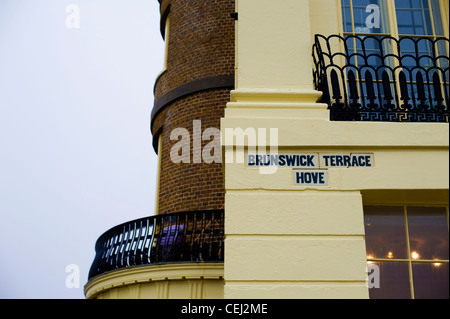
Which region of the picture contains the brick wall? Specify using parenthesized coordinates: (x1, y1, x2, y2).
(152, 0, 235, 214)
(155, 0, 235, 99)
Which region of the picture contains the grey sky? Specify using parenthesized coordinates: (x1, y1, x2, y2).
(0, 0, 164, 298)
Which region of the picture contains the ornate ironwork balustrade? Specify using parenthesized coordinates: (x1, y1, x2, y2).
(88, 210, 224, 280)
(313, 34, 449, 122)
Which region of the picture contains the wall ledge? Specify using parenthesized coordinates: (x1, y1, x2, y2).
(84, 263, 224, 299)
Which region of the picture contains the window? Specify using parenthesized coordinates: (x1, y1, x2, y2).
(395, 0, 445, 37)
(364, 205, 449, 299)
(342, 0, 390, 35)
(341, 0, 447, 38)
(341, 0, 448, 70)
(337, 0, 449, 121)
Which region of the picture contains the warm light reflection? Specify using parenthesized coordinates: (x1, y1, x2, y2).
(387, 252, 394, 259)
(411, 251, 420, 260)
(367, 255, 374, 264)
(433, 259, 442, 267)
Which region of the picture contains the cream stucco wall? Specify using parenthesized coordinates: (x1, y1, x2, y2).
(235, 0, 315, 90)
(222, 0, 449, 299)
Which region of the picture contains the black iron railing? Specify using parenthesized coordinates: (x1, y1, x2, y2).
(88, 210, 224, 280)
(313, 34, 449, 122)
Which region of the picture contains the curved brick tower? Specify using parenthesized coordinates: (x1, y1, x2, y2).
(152, 0, 235, 214)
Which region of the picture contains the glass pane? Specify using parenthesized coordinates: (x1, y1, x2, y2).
(342, 0, 390, 34)
(407, 207, 449, 261)
(364, 206, 408, 260)
(395, 0, 434, 36)
(368, 262, 411, 299)
(430, 0, 445, 36)
(412, 262, 449, 299)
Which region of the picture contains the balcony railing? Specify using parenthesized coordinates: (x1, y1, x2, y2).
(88, 210, 224, 280)
(313, 34, 449, 122)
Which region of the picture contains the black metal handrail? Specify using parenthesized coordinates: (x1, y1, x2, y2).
(313, 34, 449, 122)
(88, 210, 224, 280)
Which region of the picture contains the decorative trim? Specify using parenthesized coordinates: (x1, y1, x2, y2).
(84, 263, 224, 299)
(313, 34, 449, 122)
(229, 88, 324, 105)
(151, 74, 235, 133)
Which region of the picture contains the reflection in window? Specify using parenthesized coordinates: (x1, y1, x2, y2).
(364, 206, 408, 260)
(368, 262, 411, 299)
(364, 206, 449, 299)
(412, 263, 449, 299)
(408, 207, 449, 261)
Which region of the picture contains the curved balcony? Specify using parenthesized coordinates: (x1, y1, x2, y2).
(313, 34, 449, 122)
(88, 210, 224, 281)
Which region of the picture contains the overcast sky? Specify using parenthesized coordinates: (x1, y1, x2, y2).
(0, 0, 164, 299)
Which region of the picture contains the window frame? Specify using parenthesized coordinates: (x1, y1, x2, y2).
(364, 204, 449, 299)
